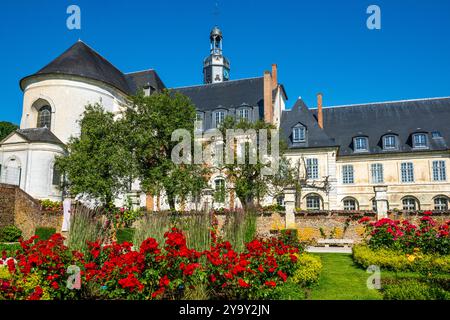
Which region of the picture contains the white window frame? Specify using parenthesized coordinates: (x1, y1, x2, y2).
(306, 158, 319, 180)
(342, 165, 354, 184)
(354, 137, 368, 152)
(214, 111, 225, 127)
(306, 195, 321, 210)
(371, 163, 384, 184)
(343, 198, 357, 211)
(434, 197, 448, 211)
(383, 135, 397, 150)
(432, 160, 446, 181)
(238, 108, 250, 121)
(413, 133, 428, 149)
(400, 162, 414, 183)
(402, 198, 418, 211)
(293, 126, 306, 143)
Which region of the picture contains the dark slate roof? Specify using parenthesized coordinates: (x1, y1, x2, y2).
(309, 97, 450, 156)
(125, 69, 166, 93)
(281, 99, 336, 149)
(14, 128, 64, 145)
(173, 77, 264, 112)
(20, 41, 132, 94)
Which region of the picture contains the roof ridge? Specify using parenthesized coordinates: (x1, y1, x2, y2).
(172, 76, 264, 90)
(324, 96, 450, 109)
(124, 69, 156, 75)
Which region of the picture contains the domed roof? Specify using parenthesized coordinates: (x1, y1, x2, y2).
(210, 26, 223, 38)
(20, 41, 132, 94)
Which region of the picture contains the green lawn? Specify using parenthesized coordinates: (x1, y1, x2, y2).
(309, 253, 382, 300)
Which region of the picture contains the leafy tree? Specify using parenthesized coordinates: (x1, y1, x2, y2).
(124, 90, 209, 210)
(55, 104, 133, 207)
(0, 121, 18, 141)
(217, 116, 289, 210)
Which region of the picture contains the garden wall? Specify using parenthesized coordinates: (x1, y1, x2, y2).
(0, 183, 63, 239)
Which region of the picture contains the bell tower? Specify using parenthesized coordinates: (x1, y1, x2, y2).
(203, 26, 230, 84)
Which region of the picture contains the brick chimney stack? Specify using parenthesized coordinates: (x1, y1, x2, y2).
(264, 71, 273, 123)
(271, 64, 278, 89)
(317, 93, 324, 129)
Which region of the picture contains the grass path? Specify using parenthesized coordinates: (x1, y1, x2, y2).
(309, 253, 382, 300)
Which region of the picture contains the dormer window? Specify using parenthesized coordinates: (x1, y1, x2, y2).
(354, 136, 368, 152)
(195, 113, 203, 132)
(37, 105, 52, 129)
(238, 108, 250, 121)
(412, 133, 428, 149)
(432, 131, 442, 139)
(383, 135, 397, 150)
(292, 125, 306, 143)
(214, 110, 225, 127)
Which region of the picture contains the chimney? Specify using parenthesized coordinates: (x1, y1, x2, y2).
(271, 64, 278, 89)
(264, 71, 273, 123)
(317, 92, 323, 129)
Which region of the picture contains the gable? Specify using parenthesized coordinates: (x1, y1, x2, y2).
(0, 132, 28, 145)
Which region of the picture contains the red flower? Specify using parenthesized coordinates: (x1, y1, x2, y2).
(51, 281, 59, 290)
(28, 286, 43, 300)
(277, 270, 287, 282)
(118, 274, 144, 292)
(238, 278, 250, 288)
(159, 275, 170, 287)
(358, 217, 371, 224)
(264, 281, 276, 287)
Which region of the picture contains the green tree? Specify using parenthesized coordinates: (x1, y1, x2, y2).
(0, 121, 18, 141)
(124, 90, 209, 210)
(55, 104, 133, 207)
(217, 116, 288, 210)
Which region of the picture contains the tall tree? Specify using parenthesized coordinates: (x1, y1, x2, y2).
(55, 104, 133, 207)
(0, 121, 19, 141)
(124, 90, 209, 210)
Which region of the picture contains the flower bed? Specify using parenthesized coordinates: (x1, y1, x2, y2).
(0, 228, 310, 300)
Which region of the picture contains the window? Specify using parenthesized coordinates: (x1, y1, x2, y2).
(342, 165, 354, 184)
(400, 162, 414, 183)
(354, 137, 368, 152)
(238, 108, 250, 121)
(432, 160, 446, 181)
(306, 195, 321, 210)
(343, 198, 357, 211)
(293, 126, 306, 143)
(52, 164, 61, 186)
(306, 158, 319, 179)
(214, 111, 225, 127)
(383, 135, 397, 149)
(402, 197, 418, 211)
(276, 195, 285, 207)
(195, 113, 203, 131)
(432, 131, 442, 139)
(37, 106, 51, 128)
(434, 197, 448, 211)
(371, 163, 384, 183)
(213, 178, 226, 203)
(412, 133, 428, 148)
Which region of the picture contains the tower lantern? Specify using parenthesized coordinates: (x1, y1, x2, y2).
(203, 26, 230, 84)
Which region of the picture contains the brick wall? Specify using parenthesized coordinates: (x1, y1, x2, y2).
(0, 183, 63, 239)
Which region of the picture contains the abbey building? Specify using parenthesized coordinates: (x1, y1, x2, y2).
(0, 27, 449, 213)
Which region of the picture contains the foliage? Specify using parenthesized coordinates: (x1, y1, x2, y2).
(352, 244, 450, 273)
(132, 213, 172, 249)
(0, 225, 22, 242)
(34, 227, 56, 241)
(56, 104, 134, 206)
(222, 211, 258, 253)
(0, 121, 18, 142)
(116, 228, 136, 244)
(0, 266, 11, 280)
(291, 254, 322, 288)
(382, 279, 450, 300)
(0, 243, 22, 257)
(39, 199, 63, 213)
(359, 214, 450, 255)
(279, 229, 302, 250)
(124, 90, 209, 210)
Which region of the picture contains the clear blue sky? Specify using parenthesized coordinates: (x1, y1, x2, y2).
(1, 0, 450, 124)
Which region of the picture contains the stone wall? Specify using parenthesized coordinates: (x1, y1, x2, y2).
(0, 183, 63, 239)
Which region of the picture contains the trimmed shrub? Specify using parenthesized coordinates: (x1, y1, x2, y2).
(383, 280, 450, 300)
(352, 244, 450, 273)
(291, 254, 322, 288)
(35, 227, 56, 241)
(0, 225, 22, 242)
(116, 228, 135, 244)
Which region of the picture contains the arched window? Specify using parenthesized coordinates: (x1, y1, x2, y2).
(305, 194, 321, 210)
(37, 106, 52, 128)
(434, 197, 448, 211)
(213, 178, 226, 203)
(343, 198, 358, 211)
(402, 197, 419, 211)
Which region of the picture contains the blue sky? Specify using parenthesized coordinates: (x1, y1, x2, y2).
(1, 0, 450, 124)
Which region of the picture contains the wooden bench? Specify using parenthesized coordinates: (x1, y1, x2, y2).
(317, 238, 354, 248)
